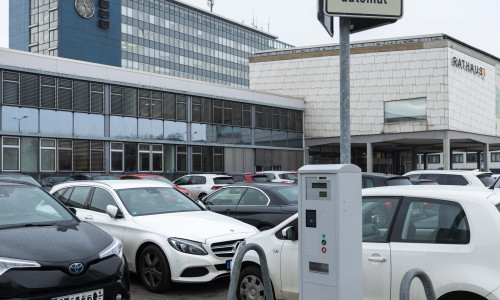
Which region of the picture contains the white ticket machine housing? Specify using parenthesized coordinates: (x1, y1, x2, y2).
(298, 164, 362, 300)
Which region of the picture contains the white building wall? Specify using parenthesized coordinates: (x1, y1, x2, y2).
(447, 49, 496, 135)
(250, 47, 451, 139)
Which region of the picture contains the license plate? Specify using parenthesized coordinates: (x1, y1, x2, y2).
(226, 260, 231, 270)
(52, 289, 103, 300)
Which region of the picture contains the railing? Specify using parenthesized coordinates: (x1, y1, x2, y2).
(227, 241, 275, 300)
(399, 268, 436, 300)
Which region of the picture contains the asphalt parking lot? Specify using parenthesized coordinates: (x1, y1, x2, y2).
(130, 273, 230, 299)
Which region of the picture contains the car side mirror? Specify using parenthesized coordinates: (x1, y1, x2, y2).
(69, 207, 77, 215)
(282, 226, 298, 241)
(106, 205, 123, 219)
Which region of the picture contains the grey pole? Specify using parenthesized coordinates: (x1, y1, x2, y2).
(339, 17, 351, 164)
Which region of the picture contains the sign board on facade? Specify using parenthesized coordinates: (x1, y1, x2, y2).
(325, 0, 403, 19)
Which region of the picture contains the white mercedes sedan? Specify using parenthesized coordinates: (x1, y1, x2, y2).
(50, 180, 258, 293)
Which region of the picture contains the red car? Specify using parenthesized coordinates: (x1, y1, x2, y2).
(119, 174, 191, 197)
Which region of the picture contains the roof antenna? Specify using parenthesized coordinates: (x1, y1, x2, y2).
(207, 0, 214, 12)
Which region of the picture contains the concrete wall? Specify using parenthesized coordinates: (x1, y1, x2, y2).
(250, 47, 456, 139)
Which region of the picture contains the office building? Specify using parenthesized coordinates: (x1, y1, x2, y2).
(10, 0, 292, 88)
(0, 48, 304, 179)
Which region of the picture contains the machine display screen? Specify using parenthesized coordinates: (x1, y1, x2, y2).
(312, 182, 327, 189)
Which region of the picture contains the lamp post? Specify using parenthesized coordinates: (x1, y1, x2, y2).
(13, 116, 28, 133)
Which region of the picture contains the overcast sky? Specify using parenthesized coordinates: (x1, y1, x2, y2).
(1, 0, 500, 58)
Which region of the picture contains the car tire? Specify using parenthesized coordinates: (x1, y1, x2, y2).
(237, 265, 266, 300)
(138, 245, 172, 293)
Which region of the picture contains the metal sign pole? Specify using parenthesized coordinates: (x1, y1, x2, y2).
(339, 17, 351, 164)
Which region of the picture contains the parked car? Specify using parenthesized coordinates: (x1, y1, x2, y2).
(50, 180, 258, 293)
(362, 173, 412, 188)
(404, 170, 495, 187)
(119, 174, 191, 197)
(0, 172, 42, 188)
(0, 182, 129, 299)
(41, 176, 66, 189)
(174, 174, 234, 199)
(63, 173, 121, 182)
(227, 173, 271, 183)
(257, 171, 298, 184)
(235, 185, 500, 300)
(202, 183, 297, 231)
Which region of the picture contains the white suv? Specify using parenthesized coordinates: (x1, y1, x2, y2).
(173, 174, 234, 199)
(404, 170, 495, 187)
(236, 186, 500, 300)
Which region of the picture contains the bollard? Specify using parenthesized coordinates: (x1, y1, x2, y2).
(399, 268, 436, 300)
(227, 241, 274, 300)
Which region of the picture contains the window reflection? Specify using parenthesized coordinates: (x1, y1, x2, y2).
(385, 98, 427, 123)
(74, 113, 104, 137)
(216, 125, 232, 144)
(138, 119, 164, 140)
(110, 116, 138, 138)
(40, 110, 72, 136)
(164, 121, 187, 141)
(2, 106, 38, 133)
(255, 129, 272, 146)
(272, 131, 288, 147)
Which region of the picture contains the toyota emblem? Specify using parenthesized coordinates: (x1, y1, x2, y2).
(68, 262, 84, 275)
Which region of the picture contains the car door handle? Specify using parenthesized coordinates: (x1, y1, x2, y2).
(368, 255, 387, 262)
(84, 215, 94, 220)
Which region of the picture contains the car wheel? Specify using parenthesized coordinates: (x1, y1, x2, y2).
(237, 266, 266, 300)
(138, 245, 172, 293)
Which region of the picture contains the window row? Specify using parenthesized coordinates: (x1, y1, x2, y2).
(2, 137, 104, 172)
(121, 0, 291, 49)
(2, 71, 104, 113)
(425, 153, 490, 164)
(1, 70, 303, 132)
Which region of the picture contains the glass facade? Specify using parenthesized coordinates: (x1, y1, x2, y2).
(9, 0, 30, 51)
(18, 0, 292, 88)
(28, 0, 59, 56)
(120, 0, 292, 87)
(0, 68, 303, 178)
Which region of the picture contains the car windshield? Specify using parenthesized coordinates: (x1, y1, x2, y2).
(117, 187, 201, 216)
(0, 185, 75, 228)
(142, 176, 175, 186)
(273, 186, 298, 204)
(279, 173, 298, 180)
(0, 174, 41, 187)
(478, 175, 495, 187)
(93, 175, 120, 180)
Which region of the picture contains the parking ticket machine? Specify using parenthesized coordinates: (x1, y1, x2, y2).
(298, 164, 362, 300)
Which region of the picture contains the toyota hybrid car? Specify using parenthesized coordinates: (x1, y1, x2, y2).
(0, 182, 129, 299)
(236, 186, 500, 300)
(50, 180, 259, 293)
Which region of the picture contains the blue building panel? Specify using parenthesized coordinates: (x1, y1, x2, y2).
(58, 0, 121, 66)
(9, 0, 30, 51)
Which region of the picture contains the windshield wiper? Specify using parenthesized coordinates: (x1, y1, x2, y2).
(0, 223, 58, 229)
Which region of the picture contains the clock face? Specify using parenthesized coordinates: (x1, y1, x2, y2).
(75, 0, 95, 19)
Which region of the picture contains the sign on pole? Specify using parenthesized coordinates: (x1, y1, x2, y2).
(325, 0, 403, 19)
(317, 0, 334, 37)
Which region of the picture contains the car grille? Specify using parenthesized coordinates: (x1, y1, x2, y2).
(210, 239, 244, 257)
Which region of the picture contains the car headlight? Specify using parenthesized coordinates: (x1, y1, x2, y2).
(168, 238, 208, 255)
(99, 237, 123, 259)
(0, 257, 41, 276)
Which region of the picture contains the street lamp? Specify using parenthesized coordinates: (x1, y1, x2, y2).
(13, 115, 28, 133)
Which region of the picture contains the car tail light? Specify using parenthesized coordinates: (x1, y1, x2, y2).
(211, 186, 222, 190)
